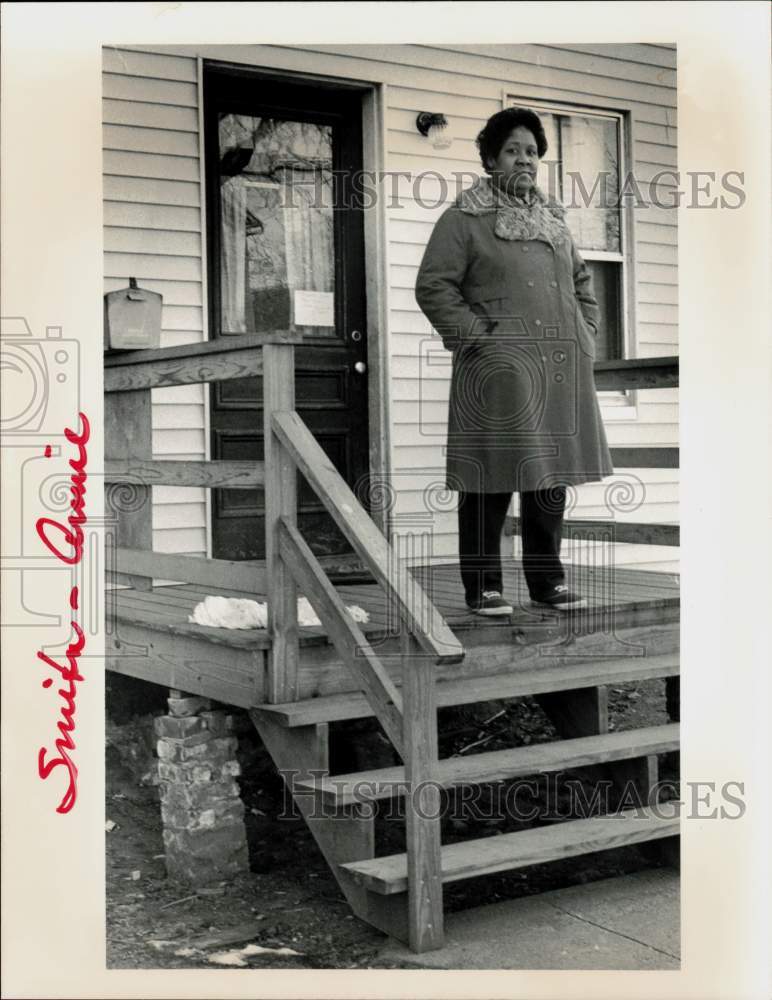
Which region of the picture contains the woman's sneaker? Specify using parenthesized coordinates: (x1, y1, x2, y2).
(531, 584, 587, 611)
(467, 590, 513, 616)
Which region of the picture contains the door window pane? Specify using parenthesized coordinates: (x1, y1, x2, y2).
(218, 114, 335, 338)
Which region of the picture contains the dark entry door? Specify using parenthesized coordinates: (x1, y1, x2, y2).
(205, 66, 369, 561)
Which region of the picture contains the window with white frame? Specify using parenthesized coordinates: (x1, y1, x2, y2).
(507, 99, 627, 364)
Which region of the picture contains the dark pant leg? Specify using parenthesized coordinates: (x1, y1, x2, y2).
(520, 487, 567, 599)
(457, 491, 513, 605)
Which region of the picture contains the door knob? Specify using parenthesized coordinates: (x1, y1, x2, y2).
(354, 361, 367, 374)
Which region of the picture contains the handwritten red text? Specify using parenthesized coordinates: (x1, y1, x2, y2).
(35, 413, 89, 814)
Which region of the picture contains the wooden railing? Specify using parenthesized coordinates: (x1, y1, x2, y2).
(506, 356, 680, 548)
(105, 339, 678, 954)
(104, 331, 462, 951)
(104, 330, 463, 668)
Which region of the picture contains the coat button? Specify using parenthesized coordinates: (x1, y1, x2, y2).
(534, 319, 542, 326)
(521, 246, 529, 253)
(526, 280, 535, 287)
(541, 355, 548, 362)
(550, 280, 558, 288)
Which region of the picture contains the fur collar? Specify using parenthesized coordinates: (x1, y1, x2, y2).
(456, 175, 569, 248)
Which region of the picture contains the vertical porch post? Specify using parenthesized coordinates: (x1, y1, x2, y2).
(263, 342, 299, 703)
(104, 388, 152, 591)
(402, 626, 444, 952)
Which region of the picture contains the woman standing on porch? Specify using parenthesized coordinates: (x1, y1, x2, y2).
(415, 107, 614, 616)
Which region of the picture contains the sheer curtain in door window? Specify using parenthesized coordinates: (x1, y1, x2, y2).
(283, 170, 335, 334)
(220, 176, 248, 334)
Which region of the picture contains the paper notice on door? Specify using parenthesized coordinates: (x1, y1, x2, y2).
(293, 290, 335, 327)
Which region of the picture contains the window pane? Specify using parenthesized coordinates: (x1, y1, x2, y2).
(559, 115, 621, 253)
(518, 107, 621, 254)
(586, 260, 622, 362)
(535, 112, 561, 199)
(218, 114, 335, 337)
(510, 102, 624, 361)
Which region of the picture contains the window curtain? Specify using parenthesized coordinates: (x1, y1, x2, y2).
(561, 116, 620, 252)
(220, 176, 247, 333)
(283, 172, 334, 320)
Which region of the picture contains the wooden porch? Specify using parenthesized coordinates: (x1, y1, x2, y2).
(107, 559, 679, 708)
(104, 333, 679, 953)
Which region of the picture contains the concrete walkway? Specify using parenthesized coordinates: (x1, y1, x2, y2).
(379, 868, 680, 970)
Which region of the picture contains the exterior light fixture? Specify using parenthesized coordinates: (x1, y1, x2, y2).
(416, 112, 452, 150)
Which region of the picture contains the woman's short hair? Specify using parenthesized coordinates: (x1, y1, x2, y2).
(476, 107, 548, 169)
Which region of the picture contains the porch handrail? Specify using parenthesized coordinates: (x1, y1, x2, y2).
(275, 515, 406, 756)
(103, 342, 680, 600)
(103, 339, 677, 633)
(103, 331, 463, 668)
(103, 333, 459, 954)
(271, 409, 463, 665)
(505, 356, 681, 546)
(104, 331, 302, 392)
(592, 356, 678, 391)
(104, 335, 678, 955)
(261, 340, 449, 952)
(105, 458, 265, 488)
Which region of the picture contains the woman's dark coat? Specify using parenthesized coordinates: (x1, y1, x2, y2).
(414, 197, 615, 494)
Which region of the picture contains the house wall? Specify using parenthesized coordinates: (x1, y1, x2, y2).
(103, 48, 209, 559)
(102, 42, 679, 574)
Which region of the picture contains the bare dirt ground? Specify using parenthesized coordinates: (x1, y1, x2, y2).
(106, 677, 678, 970)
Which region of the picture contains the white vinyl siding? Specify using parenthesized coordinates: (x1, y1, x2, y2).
(103, 43, 678, 573)
(103, 47, 207, 559)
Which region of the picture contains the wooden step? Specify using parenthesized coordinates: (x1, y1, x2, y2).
(340, 801, 680, 895)
(253, 652, 680, 727)
(295, 724, 679, 805)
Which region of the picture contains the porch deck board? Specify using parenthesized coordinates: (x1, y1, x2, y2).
(108, 558, 678, 651)
(107, 558, 679, 704)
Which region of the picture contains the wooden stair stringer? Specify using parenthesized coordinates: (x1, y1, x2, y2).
(247, 709, 407, 942)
